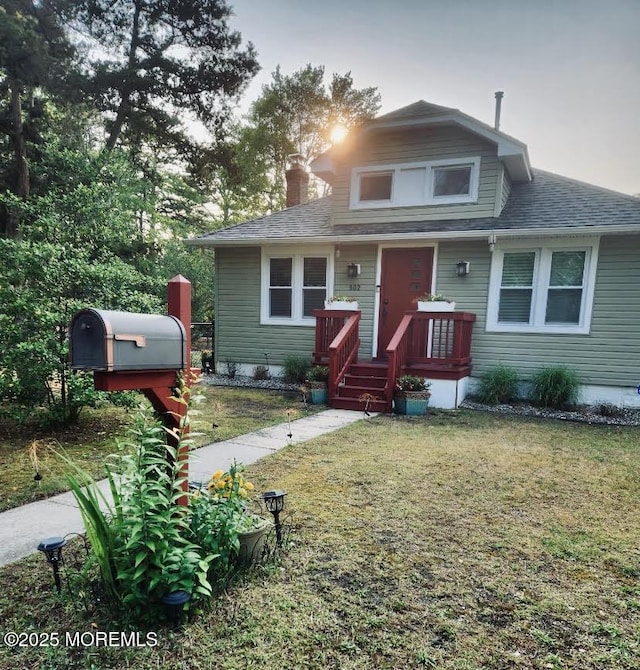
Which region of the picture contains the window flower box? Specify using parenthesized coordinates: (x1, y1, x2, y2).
(324, 296, 359, 310)
(416, 300, 455, 312)
(414, 294, 455, 312)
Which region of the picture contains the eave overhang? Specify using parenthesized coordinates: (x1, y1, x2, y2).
(186, 223, 637, 249)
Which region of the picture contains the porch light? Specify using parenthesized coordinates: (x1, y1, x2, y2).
(37, 536, 67, 592)
(161, 590, 191, 627)
(347, 263, 361, 278)
(456, 260, 470, 277)
(262, 490, 287, 545)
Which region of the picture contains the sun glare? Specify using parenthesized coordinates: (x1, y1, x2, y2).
(330, 124, 348, 144)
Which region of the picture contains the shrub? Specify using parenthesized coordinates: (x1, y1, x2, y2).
(253, 364, 271, 380)
(396, 375, 431, 392)
(530, 366, 580, 409)
(283, 356, 311, 384)
(477, 364, 519, 405)
(598, 401, 625, 418)
(306, 365, 329, 383)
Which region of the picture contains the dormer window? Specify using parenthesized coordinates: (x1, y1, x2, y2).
(359, 172, 393, 201)
(433, 165, 472, 198)
(350, 157, 480, 209)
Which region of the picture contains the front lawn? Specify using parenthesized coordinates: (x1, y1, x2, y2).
(1, 411, 639, 669)
(0, 385, 307, 512)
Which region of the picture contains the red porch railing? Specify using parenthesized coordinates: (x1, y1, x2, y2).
(384, 311, 476, 411)
(312, 309, 361, 400)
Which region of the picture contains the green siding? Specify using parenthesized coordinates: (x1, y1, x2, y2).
(215, 247, 315, 368)
(332, 244, 378, 357)
(331, 126, 500, 225)
(216, 237, 640, 389)
(436, 236, 640, 387)
(500, 169, 512, 212)
(215, 245, 379, 367)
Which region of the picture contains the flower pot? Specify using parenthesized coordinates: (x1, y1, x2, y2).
(237, 521, 271, 566)
(324, 300, 359, 311)
(309, 386, 327, 404)
(393, 392, 430, 416)
(416, 300, 455, 312)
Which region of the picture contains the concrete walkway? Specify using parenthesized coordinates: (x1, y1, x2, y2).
(0, 409, 365, 567)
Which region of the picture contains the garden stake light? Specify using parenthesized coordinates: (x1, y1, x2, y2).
(161, 590, 191, 627)
(286, 409, 293, 439)
(37, 536, 67, 592)
(262, 490, 287, 546)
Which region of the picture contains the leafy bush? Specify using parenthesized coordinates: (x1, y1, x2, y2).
(478, 364, 519, 405)
(530, 366, 580, 409)
(283, 356, 310, 384)
(64, 387, 214, 618)
(306, 365, 329, 383)
(396, 375, 431, 392)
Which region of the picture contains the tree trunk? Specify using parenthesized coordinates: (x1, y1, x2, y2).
(7, 75, 29, 238)
(105, 0, 142, 151)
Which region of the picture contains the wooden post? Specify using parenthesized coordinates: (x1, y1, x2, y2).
(167, 275, 192, 505)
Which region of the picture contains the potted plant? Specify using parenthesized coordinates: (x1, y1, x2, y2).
(393, 375, 432, 415)
(234, 511, 272, 565)
(305, 365, 329, 404)
(205, 463, 271, 567)
(413, 293, 456, 312)
(324, 295, 359, 310)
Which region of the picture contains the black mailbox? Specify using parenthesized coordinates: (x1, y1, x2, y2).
(70, 309, 187, 372)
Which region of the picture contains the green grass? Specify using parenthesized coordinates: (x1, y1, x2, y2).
(1, 409, 639, 668)
(0, 385, 309, 512)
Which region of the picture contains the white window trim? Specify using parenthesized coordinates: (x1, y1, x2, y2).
(260, 246, 334, 326)
(486, 237, 600, 335)
(350, 157, 480, 210)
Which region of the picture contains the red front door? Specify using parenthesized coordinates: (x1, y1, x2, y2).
(377, 247, 434, 355)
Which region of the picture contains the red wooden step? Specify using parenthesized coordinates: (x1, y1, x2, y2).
(336, 385, 386, 400)
(343, 374, 387, 389)
(349, 362, 388, 377)
(330, 396, 388, 412)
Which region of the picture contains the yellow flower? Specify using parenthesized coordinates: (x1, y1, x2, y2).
(245, 482, 254, 491)
(239, 487, 247, 498)
(212, 470, 223, 480)
(216, 480, 226, 490)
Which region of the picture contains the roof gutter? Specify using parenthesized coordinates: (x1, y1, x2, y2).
(186, 223, 638, 248)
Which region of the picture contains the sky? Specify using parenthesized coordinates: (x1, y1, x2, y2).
(226, 0, 640, 195)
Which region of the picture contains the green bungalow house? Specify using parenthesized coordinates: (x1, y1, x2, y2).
(189, 99, 640, 411)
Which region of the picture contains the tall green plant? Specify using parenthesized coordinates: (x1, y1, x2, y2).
(112, 413, 213, 611)
(530, 366, 580, 409)
(63, 382, 214, 618)
(478, 364, 519, 405)
(61, 458, 122, 602)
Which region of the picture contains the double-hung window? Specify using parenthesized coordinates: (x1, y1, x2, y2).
(262, 249, 332, 325)
(487, 239, 599, 334)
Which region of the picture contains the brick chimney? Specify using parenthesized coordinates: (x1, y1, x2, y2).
(285, 153, 309, 208)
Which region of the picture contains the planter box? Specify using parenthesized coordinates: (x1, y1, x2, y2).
(416, 300, 455, 312)
(324, 300, 359, 311)
(394, 393, 430, 416)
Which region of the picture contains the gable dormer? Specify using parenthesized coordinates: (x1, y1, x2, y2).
(311, 100, 532, 226)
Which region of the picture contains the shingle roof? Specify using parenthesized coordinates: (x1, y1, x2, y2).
(190, 169, 640, 246)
